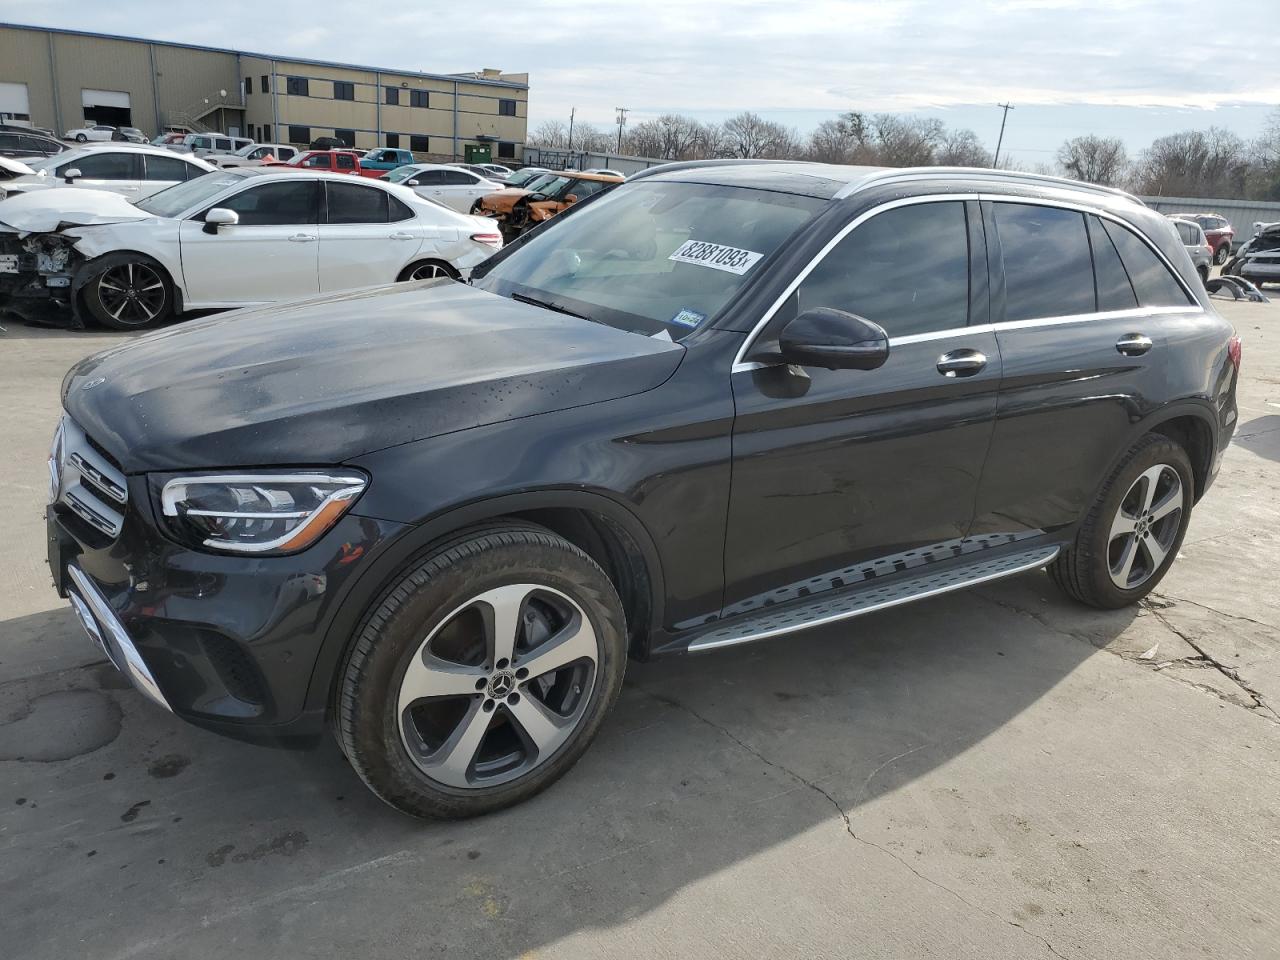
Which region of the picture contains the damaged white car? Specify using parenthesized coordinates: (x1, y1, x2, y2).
(0, 168, 503, 329)
(1224, 221, 1280, 289)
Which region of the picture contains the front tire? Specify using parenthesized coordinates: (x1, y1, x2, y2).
(336, 523, 627, 819)
(1050, 434, 1193, 609)
(74, 133, 87, 143)
(82, 256, 174, 329)
(1213, 244, 1229, 265)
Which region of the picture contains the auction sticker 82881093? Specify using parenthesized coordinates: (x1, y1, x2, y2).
(668, 239, 764, 275)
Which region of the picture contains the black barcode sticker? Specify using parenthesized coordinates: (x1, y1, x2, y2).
(668, 240, 764, 275)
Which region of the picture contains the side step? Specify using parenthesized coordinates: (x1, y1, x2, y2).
(686, 545, 1060, 653)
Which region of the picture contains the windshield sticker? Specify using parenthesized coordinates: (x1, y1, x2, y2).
(668, 240, 764, 275)
(668, 308, 706, 328)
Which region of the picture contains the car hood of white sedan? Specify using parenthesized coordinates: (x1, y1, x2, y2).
(0, 187, 152, 234)
(0, 156, 36, 177)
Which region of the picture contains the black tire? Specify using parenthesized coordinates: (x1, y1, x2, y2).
(1050, 434, 1194, 609)
(470, 200, 486, 215)
(1197, 265, 1209, 287)
(74, 133, 87, 143)
(396, 260, 459, 283)
(82, 254, 174, 330)
(1213, 245, 1228, 266)
(336, 523, 627, 819)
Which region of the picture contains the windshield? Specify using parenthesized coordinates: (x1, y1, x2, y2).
(234, 143, 261, 157)
(136, 171, 246, 218)
(474, 180, 823, 339)
(526, 174, 573, 198)
(384, 165, 423, 183)
(22, 153, 64, 173)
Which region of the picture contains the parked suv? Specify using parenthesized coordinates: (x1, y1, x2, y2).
(1170, 212, 1234, 264)
(47, 161, 1239, 819)
(1168, 216, 1212, 284)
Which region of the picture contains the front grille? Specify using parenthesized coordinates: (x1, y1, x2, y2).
(52, 417, 127, 539)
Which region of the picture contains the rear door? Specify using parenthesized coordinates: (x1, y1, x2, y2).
(139, 152, 196, 199)
(179, 179, 321, 304)
(972, 201, 1198, 536)
(724, 197, 1002, 610)
(318, 180, 428, 291)
(436, 169, 487, 211)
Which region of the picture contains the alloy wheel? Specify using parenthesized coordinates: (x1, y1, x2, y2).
(95, 263, 166, 326)
(1107, 464, 1184, 590)
(397, 583, 598, 789)
(408, 263, 452, 281)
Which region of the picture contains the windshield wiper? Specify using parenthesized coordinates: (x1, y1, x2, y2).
(509, 291, 593, 322)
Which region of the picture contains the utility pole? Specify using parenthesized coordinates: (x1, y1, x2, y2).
(568, 106, 575, 151)
(993, 102, 1014, 168)
(615, 106, 628, 153)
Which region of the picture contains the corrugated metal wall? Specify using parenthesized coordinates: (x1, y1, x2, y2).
(1141, 196, 1280, 249)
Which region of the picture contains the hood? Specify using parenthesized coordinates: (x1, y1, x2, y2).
(0, 187, 152, 233)
(63, 281, 684, 473)
(481, 188, 530, 214)
(0, 156, 35, 177)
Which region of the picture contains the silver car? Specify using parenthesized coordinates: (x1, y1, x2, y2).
(1168, 217, 1212, 286)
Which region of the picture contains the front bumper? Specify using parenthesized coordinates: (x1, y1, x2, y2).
(48, 494, 406, 739)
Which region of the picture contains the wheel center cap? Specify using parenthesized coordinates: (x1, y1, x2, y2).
(486, 670, 515, 699)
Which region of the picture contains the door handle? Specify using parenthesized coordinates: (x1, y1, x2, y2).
(936, 349, 988, 378)
(388, 232, 415, 240)
(288, 234, 317, 243)
(1116, 333, 1153, 356)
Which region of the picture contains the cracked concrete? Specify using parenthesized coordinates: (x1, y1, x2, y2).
(2, 298, 1279, 959)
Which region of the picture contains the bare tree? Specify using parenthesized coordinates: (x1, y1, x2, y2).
(806, 112, 873, 164)
(1057, 135, 1128, 186)
(528, 120, 569, 149)
(871, 114, 944, 166)
(571, 122, 612, 154)
(1248, 107, 1280, 200)
(721, 112, 800, 159)
(1134, 127, 1250, 198)
(936, 128, 993, 167)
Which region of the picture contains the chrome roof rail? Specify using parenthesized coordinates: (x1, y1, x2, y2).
(834, 166, 1146, 207)
(627, 158, 798, 181)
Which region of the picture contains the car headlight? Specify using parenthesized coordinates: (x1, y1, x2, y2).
(154, 471, 367, 555)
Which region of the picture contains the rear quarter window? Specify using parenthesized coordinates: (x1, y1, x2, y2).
(1101, 220, 1193, 308)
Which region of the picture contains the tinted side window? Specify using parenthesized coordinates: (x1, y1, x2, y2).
(335, 153, 356, 170)
(440, 170, 475, 185)
(1087, 215, 1137, 312)
(994, 203, 1094, 321)
(302, 154, 330, 168)
(326, 182, 389, 224)
(413, 170, 446, 185)
(144, 154, 195, 181)
(213, 181, 319, 225)
(387, 193, 414, 222)
(0, 134, 16, 149)
(1100, 220, 1192, 307)
(1175, 222, 1196, 245)
(61, 152, 137, 180)
(789, 200, 970, 337)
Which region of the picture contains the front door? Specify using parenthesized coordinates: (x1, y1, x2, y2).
(179, 179, 321, 305)
(60, 150, 142, 198)
(972, 201, 1198, 536)
(724, 198, 1001, 611)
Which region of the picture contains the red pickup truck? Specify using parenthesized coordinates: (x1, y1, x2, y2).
(271, 149, 367, 176)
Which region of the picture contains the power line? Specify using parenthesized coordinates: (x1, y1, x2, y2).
(993, 102, 1015, 167)
(615, 106, 629, 152)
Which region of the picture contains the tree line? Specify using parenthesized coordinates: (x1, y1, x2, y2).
(529, 108, 1280, 201)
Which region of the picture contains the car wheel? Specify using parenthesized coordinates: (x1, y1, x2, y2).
(1050, 434, 1193, 609)
(397, 260, 459, 282)
(1213, 245, 1229, 265)
(469, 200, 486, 215)
(336, 523, 627, 819)
(82, 256, 174, 330)
(74, 133, 87, 143)
(1198, 265, 1210, 287)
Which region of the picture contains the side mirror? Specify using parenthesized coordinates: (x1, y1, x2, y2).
(62, 167, 82, 183)
(406, 179, 420, 187)
(777, 308, 890, 371)
(564, 193, 580, 203)
(203, 208, 239, 234)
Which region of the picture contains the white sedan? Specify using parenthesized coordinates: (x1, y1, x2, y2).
(0, 144, 214, 201)
(0, 168, 502, 329)
(380, 164, 503, 213)
(65, 124, 118, 142)
(204, 143, 300, 168)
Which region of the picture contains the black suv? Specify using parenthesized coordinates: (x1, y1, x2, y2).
(47, 161, 1240, 818)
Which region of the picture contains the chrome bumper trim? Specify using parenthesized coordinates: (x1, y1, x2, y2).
(66, 564, 172, 712)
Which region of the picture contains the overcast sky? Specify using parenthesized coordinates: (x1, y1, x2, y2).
(3, 0, 1275, 160)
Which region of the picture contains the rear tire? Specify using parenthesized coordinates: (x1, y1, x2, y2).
(74, 133, 87, 143)
(397, 260, 459, 282)
(336, 523, 627, 819)
(1213, 244, 1229, 265)
(1050, 434, 1193, 609)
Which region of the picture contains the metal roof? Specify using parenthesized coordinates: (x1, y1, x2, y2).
(0, 21, 529, 90)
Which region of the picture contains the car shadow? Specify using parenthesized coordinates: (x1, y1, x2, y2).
(0, 569, 1137, 959)
(1235, 415, 1280, 464)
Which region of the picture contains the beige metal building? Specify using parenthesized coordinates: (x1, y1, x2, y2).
(0, 22, 529, 163)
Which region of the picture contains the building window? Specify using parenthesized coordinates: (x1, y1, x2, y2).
(263, 123, 272, 141)
(334, 81, 355, 101)
(286, 76, 310, 97)
(386, 133, 400, 148)
(498, 141, 515, 159)
(409, 135, 430, 153)
(385, 87, 400, 105)
(410, 89, 429, 109)
(287, 125, 311, 144)
(498, 99, 517, 116)
(261, 75, 270, 94)
(244, 78, 252, 97)
(335, 128, 355, 147)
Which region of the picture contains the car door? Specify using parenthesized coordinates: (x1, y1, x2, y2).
(434, 169, 486, 211)
(723, 197, 1001, 610)
(178, 179, 321, 305)
(138, 153, 196, 199)
(58, 150, 143, 197)
(970, 201, 1197, 537)
(299, 153, 332, 172)
(318, 180, 430, 290)
(407, 168, 447, 202)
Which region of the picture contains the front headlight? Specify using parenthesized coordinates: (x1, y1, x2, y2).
(154, 471, 367, 555)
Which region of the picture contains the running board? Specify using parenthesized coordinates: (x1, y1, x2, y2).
(686, 545, 1060, 653)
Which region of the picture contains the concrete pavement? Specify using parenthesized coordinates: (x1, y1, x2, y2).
(1, 298, 1277, 959)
